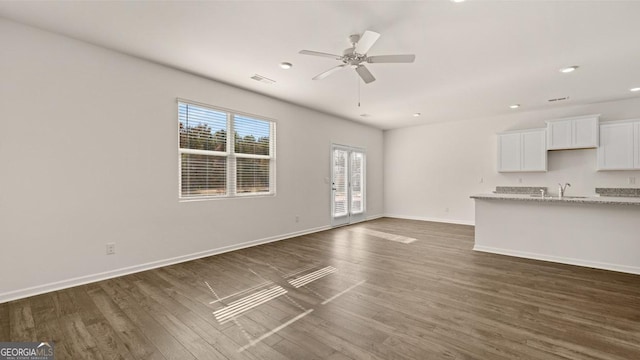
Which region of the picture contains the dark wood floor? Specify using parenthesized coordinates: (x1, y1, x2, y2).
(2, 218, 640, 359)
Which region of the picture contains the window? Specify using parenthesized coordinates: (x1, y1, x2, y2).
(178, 100, 275, 199)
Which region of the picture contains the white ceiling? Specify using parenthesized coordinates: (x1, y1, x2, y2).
(1, 1, 640, 129)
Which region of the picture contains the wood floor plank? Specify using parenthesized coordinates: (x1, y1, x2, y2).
(0, 302, 9, 341)
(30, 293, 75, 358)
(170, 310, 261, 360)
(101, 278, 197, 360)
(124, 279, 228, 360)
(2, 218, 640, 359)
(33, 318, 74, 359)
(88, 285, 168, 360)
(61, 314, 106, 359)
(8, 299, 36, 341)
(61, 286, 139, 360)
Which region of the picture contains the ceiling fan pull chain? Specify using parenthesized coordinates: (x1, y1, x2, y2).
(358, 76, 361, 107)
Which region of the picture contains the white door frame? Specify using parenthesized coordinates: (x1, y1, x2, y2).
(331, 144, 366, 227)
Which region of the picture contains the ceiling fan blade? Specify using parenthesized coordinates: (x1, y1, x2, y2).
(299, 50, 342, 60)
(354, 30, 381, 55)
(367, 54, 416, 63)
(312, 64, 348, 80)
(355, 65, 376, 84)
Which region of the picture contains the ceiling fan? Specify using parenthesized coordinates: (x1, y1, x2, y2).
(299, 30, 415, 84)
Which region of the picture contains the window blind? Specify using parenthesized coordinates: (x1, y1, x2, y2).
(178, 101, 275, 199)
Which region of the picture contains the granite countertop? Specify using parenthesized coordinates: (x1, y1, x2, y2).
(470, 193, 640, 206)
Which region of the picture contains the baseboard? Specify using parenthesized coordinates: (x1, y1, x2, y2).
(473, 245, 640, 275)
(0, 225, 332, 304)
(384, 213, 475, 226)
(365, 213, 384, 221)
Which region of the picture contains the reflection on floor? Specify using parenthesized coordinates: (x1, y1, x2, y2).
(205, 263, 364, 352)
(348, 227, 417, 243)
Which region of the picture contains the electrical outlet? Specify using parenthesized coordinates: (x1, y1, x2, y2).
(629, 177, 636, 185)
(479, 177, 484, 184)
(518, 177, 523, 184)
(106, 243, 115, 255)
(445, 207, 450, 213)
(295, 215, 300, 223)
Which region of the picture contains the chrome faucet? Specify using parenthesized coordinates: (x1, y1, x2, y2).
(558, 183, 571, 198)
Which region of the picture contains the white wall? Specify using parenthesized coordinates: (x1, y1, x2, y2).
(0, 19, 384, 302)
(385, 97, 640, 225)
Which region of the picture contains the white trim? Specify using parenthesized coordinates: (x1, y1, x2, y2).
(176, 97, 278, 124)
(497, 127, 546, 135)
(384, 214, 475, 226)
(178, 100, 275, 200)
(365, 214, 384, 221)
(598, 118, 640, 126)
(544, 113, 601, 124)
(179, 148, 228, 157)
(473, 245, 640, 275)
(330, 144, 367, 227)
(234, 153, 271, 160)
(0, 225, 331, 304)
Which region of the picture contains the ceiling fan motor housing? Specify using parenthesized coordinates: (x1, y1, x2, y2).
(342, 47, 366, 67)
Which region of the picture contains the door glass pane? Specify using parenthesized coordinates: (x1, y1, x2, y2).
(333, 149, 348, 217)
(350, 151, 364, 214)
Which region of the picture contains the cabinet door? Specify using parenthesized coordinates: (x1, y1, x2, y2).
(597, 122, 634, 170)
(574, 117, 598, 148)
(498, 133, 521, 172)
(635, 123, 640, 169)
(547, 120, 572, 149)
(521, 130, 547, 171)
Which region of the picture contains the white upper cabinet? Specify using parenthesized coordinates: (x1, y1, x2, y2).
(597, 119, 640, 170)
(498, 129, 547, 172)
(574, 116, 599, 148)
(547, 119, 572, 149)
(521, 130, 547, 171)
(498, 132, 521, 172)
(546, 114, 599, 150)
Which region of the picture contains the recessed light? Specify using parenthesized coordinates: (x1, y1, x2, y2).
(413, 113, 421, 117)
(631, 87, 640, 92)
(279, 62, 293, 69)
(560, 66, 579, 73)
(509, 104, 520, 109)
(451, 0, 465, 2)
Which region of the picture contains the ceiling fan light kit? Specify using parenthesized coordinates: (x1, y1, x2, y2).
(299, 30, 416, 84)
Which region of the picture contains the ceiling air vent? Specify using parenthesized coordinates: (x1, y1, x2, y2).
(548, 96, 570, 103)
(250, 74, 276, 85)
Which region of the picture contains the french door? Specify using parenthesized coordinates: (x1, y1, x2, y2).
(331, 145, 366, 226)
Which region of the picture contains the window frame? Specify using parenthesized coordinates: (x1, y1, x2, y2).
(177, 98, 276, 201)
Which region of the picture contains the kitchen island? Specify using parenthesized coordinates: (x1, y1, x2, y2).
(471, 193, 640, 275)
